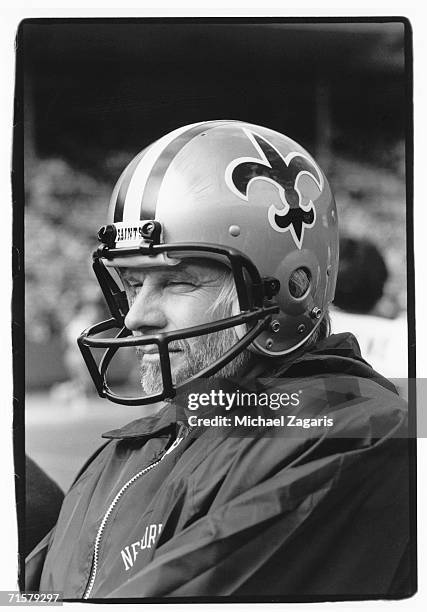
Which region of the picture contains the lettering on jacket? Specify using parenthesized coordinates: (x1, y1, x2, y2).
(120, 523, 163, 571)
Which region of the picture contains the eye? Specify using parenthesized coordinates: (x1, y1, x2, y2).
(123, 278, 143, 292)
(166, 280, 198, 290)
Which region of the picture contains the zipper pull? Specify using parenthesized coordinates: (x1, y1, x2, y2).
(163, 436, 183, 457)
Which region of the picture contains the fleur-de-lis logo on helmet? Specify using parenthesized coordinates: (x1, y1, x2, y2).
(225, 129, 323, 249)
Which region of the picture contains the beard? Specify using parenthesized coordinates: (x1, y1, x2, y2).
(136, 325, 252, 395)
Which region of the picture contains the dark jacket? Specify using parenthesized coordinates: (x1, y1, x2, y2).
(25, 333, 413, 599)
(25, 457, 64, 558)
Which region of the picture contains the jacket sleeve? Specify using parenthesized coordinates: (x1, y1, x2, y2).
(106, 428, 412, 598)
(25, 528, 55, 592)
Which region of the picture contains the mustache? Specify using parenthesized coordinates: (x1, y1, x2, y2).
(135, 337, 191, 356)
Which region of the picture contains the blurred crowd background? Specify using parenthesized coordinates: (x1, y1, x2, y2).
(20, 21, 409, 489)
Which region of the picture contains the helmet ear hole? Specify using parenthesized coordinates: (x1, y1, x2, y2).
(289, 267, 311, 299)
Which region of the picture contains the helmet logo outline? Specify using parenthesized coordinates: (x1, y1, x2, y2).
(225, 128, 323, 249)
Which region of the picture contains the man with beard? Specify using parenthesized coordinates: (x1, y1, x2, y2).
(25, 121, 412, 600)
(126, 261, 249, 395)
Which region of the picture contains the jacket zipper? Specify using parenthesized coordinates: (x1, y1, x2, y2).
(83, 434, 185, 599)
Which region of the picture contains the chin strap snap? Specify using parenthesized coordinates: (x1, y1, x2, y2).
(262, 277, 281, 300)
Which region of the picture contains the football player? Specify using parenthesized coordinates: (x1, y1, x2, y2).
(26, 121, 411, 599)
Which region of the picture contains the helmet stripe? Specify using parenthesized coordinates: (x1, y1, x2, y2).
(141, 120, 232, 220)
(113, 148, 149, 222)
(121, 122, 208, 223)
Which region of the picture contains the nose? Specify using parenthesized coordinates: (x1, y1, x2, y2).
(124, 284, 167, 334)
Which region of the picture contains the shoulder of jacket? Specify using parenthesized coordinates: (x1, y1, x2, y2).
(69, 440, 113, 490)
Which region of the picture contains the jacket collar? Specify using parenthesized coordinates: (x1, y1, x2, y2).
(101, 400, 187, 440)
